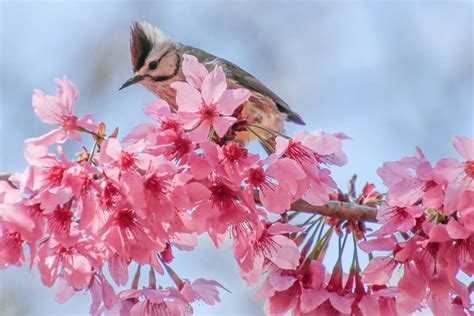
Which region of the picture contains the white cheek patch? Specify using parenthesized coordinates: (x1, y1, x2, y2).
(156, 51, 179, 77)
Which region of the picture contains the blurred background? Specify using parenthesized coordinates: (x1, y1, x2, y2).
(0, 0, 472, 315)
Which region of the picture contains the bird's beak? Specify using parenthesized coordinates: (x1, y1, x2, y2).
(119, 75, 145, 90)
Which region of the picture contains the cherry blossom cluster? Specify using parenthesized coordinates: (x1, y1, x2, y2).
(1, 54, 472, 316)
(360, 142, 473, 315)
(0, 55, 351, 315)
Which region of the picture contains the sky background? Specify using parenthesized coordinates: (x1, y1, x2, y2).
(0, 1, 473, 315)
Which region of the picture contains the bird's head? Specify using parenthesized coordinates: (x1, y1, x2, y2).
(120, 21, 179, 91)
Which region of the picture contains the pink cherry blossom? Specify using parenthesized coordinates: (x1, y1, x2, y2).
(180, 278, 229, 305)
(232, 221, 301, 285)
(434, 136, 474, 215)
(171, 56, 250, 142)
(274, 130, 347, 205)
(26, 76, 96, 146)
(377, 147, 444, 208)
(3, 60, 473, 316)
(111, 288, 192, 316)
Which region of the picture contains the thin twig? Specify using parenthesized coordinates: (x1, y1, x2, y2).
(0, 173, 12, 182)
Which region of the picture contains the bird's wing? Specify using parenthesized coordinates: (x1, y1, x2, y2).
(181, 45, 305, 125)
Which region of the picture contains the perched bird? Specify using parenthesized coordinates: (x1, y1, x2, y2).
(120, 21, 304, 146)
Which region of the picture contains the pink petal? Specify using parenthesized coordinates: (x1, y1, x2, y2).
(267, 275, 297, 291)
(377, 161, 412, 187)
(212, 116, 236, 138)
(32, 90, 60, 124)
(267, 223, 302, 235)
(358, 295, 380, 316)
(201, 66, 227, 105)
(267, 158, 306, 181)
(254, 278, 276, 301)
(109, 255, 129, 286)
(64, 255, 92, 289)
(189, 121, 211, 142)
(362, 257, 396, 285)
(396, 263, 426, 314)
(358, 236, 397, 253)
(103, 138, 122, 161)
(188, 153, 212, 180)
(171, 82, 202, 112)
(300, 288, 329, 313)
(100, 275, 117, 309)
(190, 278, 229, 305)
(304, 133, 341, 155)
(55, 278, 76, 303)
(179, 111, 201, 130)
(260, 188, 291, 214)
(185, 182, 212, 202)
(452, 136, 474, 161)
(125, 139, 146, 154)
(265, 287, 298, 315)
(428, 225, 451, 243)
(25, 129, 66, 146)
(275, 137, 290, 157)
(182, 54, 208, 89)
(446, 218, 470, 240)
(329, 292, 353, 314)
(55, 76, 78, 112)
(217, 88, 250, 116)
(433, 158, 463, 184)
(266, 235, 300, 269)
(1, 204, 35, 238)
(76, 114, 96, 132)
(143, 99, 172, 120)
(78, 193, 96, 230)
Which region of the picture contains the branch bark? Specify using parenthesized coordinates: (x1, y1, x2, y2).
(0, 171, 378, 223)
(0, 173, 12, 182)
(255, 192, 378, 223)
(289, 199, 378, 223)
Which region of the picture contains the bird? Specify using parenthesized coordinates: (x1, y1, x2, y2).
(119, 21, 305, 149)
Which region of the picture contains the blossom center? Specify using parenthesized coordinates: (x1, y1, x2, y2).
(199, 104, 219, 121)
(464, 160, 474, 178)
(223, 142, 248, 163)
(160, 119, 179, 131)
(119, 151, 135, 169)
(47, 205, 72, 237)
(49, 165, 65, 184)
(286, 141, 313, 164)
(210, 183, 234, 208)
(164, 136, 191, 160)
(115, 209, 137, 230)
(144, 174, 167, 197)
(101, 181, 122, 210)
(248, 168, 275, 194)
(255, 233, 279, 257)
(60, 114, 78, 131)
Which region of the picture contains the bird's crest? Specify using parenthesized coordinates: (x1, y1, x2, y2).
(130, 21, 168, 72)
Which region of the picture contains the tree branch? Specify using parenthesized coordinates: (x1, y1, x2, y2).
(0, 173, 12, 182)
(254, 192, 378, 223)
(289, 199, 378, 223)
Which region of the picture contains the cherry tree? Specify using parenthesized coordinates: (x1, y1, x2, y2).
(0, 56, 472, 316)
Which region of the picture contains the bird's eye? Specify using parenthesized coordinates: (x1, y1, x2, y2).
(149, 61, 158, 70)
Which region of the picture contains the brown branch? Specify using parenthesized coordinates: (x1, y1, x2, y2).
(0, 173, 12, 182)
(289, 199, 378, 223)
(254, 192, 378, 223)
